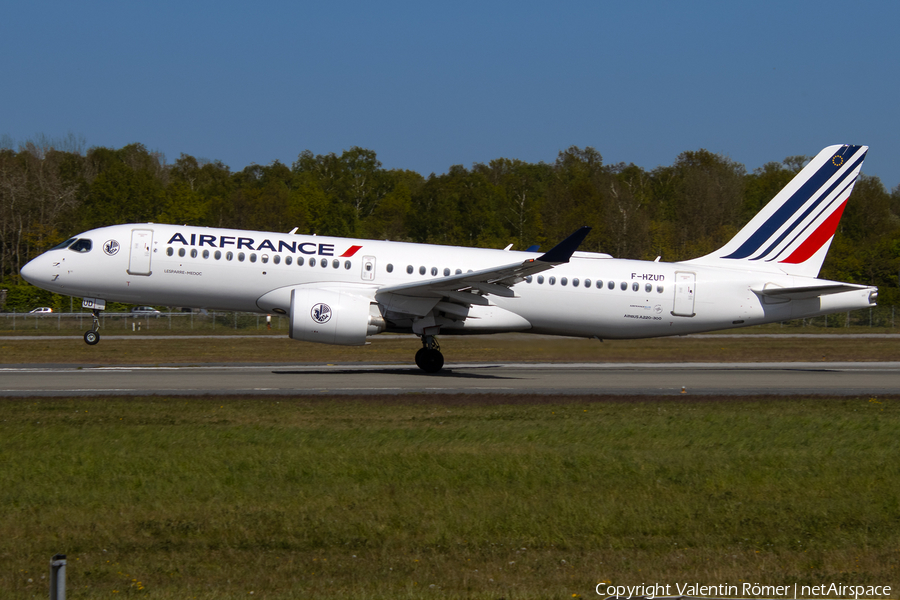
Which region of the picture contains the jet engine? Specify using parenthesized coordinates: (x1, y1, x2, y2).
(289, 287, 385, 345)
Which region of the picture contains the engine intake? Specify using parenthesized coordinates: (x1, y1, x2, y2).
(290, 287, 384, 345)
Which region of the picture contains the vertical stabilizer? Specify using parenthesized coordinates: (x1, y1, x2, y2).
(687, 144, 867, 277)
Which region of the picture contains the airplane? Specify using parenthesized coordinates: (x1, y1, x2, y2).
(20, 144, 876, 372)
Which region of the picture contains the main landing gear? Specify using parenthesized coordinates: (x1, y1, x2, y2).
(84, 309, 101, 345)
(415, 334, 444, 373)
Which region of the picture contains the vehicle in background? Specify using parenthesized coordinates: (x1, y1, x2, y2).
(29, 307, 53, 313)
(131, 306, 161, 315)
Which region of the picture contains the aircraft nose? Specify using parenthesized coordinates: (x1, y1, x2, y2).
(20, 257, 47, 285)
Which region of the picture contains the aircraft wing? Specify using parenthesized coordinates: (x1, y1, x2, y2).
(754, 283, 870, 300)
(375, 227, 590, 316)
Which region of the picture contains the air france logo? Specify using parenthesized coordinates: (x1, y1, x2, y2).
(311, 303, 332, 324)
(103, 240, 120, 256)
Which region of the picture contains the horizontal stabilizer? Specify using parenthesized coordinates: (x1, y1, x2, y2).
(754, 283, 869, 300)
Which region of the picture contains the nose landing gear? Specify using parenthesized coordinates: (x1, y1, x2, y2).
(84, 309, 101, 345)
(415, 334, 444, 373)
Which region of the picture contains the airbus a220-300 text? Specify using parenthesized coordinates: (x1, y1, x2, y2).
(21, 144, 877, 372)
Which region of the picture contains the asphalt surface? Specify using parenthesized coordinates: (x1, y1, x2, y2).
(1, 361, 898, 397)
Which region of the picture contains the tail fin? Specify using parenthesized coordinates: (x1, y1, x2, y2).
(688, 144, 867, 278)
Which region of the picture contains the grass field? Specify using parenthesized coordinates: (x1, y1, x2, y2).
(1, 394, 899, 599)
(2, 331, 900, 365)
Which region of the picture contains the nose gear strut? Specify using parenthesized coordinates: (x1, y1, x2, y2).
(84, 309, 101, 345)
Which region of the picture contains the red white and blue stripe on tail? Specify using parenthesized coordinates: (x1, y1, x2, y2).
(688, 144, 867, 278)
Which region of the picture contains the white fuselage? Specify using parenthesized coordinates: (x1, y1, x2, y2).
(21, 223, 876, 340)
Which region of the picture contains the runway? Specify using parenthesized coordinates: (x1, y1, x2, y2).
(1, 361, 898, 397)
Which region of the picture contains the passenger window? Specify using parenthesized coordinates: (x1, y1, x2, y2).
(657, 285, 664, 293)
(620, 281, 627, 291)
(178, 248, 186, 258)
(271, 255, 279, 265)
(332, 259, 339, 268)
(285, 256, 292, 265)
(549, 276, 556, 285)
(407, 265, 414, 274)
(572, 278, 579, 287)
(226, 251, 234, 261)
(166, 247, 174, 257)
(645, 283, 652, 293)
(309, 258, 316, 267)
(584, 279, 590, 287)
(386, 264, 393, 273)
(455, 269, 462, 275)
(419, 266, 426, 275)
(238, 252, 245, 262)
(632, 282, 639, 292)
(561, 277, 568, 286)
(344, 260, 351, 269)
(443, 268, 450, 276)
(297, 256, 304, 266)
(596, 280, 602, 289)
(250, 253, 257, 263)
(190, 249, 198, 258)
(537, 275, 544, 284)
(431, 267, 438, 276)
(69, 239, 93, 253)
(525, 275, 533, 283)
(214, 250, 222, 260)
(607, 280, 615, 290)
(321, 259, 328, 268)
(202, 249, 209, 259)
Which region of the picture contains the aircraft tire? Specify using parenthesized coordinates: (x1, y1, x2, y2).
(415, 348, 444, 373)
(84, 330, 100, 345)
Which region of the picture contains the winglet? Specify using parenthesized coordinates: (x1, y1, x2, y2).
(537, 226, 591, 264)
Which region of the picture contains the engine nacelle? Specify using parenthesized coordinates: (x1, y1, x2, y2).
(289, 287, 384, 346)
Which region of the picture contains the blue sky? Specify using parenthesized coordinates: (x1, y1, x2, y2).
(2, 2, 898, 188)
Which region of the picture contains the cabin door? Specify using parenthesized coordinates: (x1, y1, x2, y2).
(127, 228, 154, 276)
(672, 271, 696, 317)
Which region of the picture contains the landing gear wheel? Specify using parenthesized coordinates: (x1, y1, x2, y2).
(415, 348, 444, 373)
(84, 308, 102, 345)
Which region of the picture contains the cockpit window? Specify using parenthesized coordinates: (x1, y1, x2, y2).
(68, 239, 93, 253)
(51, 238, 77, 250)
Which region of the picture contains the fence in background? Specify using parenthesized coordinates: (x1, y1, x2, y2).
(0, 311, 287, 333)
(1, 306, 897, 333)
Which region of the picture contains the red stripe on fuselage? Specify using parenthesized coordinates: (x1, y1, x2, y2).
(340, 245, 363, 257)
(780, 200, 847, 265)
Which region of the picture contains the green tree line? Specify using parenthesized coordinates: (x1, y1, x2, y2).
(2, 138, 899, 304)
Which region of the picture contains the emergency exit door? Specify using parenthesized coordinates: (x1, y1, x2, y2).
(672, 271, 696, 317)
(361, 256, 376, 281)
(127, 229, 154, 276)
